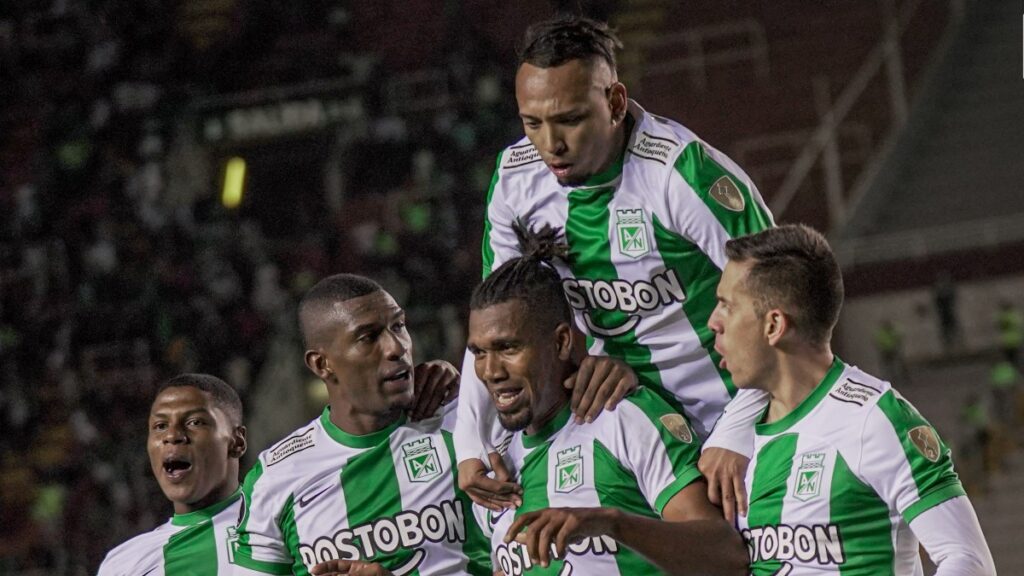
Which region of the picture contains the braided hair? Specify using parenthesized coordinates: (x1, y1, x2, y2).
(470, 220, 572, 330)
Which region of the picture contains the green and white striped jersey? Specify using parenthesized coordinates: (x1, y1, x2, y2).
(97, 491, 241, 576)
(457, 100, 773, 463)
(486, 387, 703, 575)
(740, 358, 966, 575)
(233, 402, 490, 576)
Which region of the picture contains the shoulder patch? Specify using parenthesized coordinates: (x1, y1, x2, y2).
(709, 176, 745, 212)
(659, 413, 693, 444)
(628, 131, 679, 165)
(267, 427, 316, 466)
(909, 425, 941, 462)
(501, 143, 542, 169)
(828, 379, 882, 407)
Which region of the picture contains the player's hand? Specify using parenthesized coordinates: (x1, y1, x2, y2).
(698, 447, 750, 525)
(458, 453, 522, 512)
(563, 356, 637, 424)
(311, 559, 393, 575)
(410, 360, 460, 421)
(503, 507, 615, 568)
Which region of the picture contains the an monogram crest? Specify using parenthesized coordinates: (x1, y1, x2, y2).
(554, 445, 584, 493)
(793, 452, 826, 501)
(616, 209, 651, 259)
(402, 437, 442, 483)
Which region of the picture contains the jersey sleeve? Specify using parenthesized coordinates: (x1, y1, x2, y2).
(481, 152, 522, 277)
(453, 349, 510, 463)
(232, 461, 296, 574)
(855, 390, 966, 524)
(909, 496, 995, 575)
(667, 140, 774, 268)
(612, 391, 704, 515)
(702, 387, 769, 458)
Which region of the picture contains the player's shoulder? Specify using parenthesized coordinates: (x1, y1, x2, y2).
(603, 388, 699, 445)
(97, 520, 173, 576)
(257, 417, 322, 470)
(814, 362, 893, 433)
(496, 136, 545, 173)
(626, 100, 701, 169)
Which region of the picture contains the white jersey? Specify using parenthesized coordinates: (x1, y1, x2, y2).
(484, 388, 703, 575)
(232, 402, 490, 576)
(97, 492, 241, 576)
(739, 359, 966, 575)
(457, 100, 773, 463)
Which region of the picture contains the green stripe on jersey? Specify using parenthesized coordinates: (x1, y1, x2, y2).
(481, 153, 504, 277)
(340, 442, 417, 573)
(442, 430, 492, 576)
(747, 434, 798, 576)
(829, 453, 894, 575)
(674, 141, 772, 236)
(511, 443, 559, 575)
(564, 186, 670, 408)
(875, 391, 964, 523)
(650, 214, 735, 397)
(236, 461, 293, 574)
(163, 519, 218, 576)
(278, 495, 306, 576)
(593, 440, 663, 575)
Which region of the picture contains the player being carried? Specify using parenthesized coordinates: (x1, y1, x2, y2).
(98, 374, 248, 575)
(232, 274, 489, 576)
(708, 225, 995, 575)
(456, 14, 773, 521)
(466, 223, 748, 576)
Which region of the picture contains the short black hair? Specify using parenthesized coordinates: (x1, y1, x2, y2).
(518, 15, 622, 71)
(470, 220, 572, 331)
(155, 373, 243, 426)
(299, 273, 383, 347)
(725, 225, 844, 345)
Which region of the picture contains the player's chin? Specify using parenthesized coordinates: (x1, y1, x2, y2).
(498, 408, 531, 432)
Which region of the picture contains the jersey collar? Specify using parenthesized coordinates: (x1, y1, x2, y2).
(755, 356, 846, 436)
(521, 402, 573, 449)
(171, 488, 241, 527)
(319, 406, 406, 449)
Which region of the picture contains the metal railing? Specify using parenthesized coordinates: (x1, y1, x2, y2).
(635, 19, 770, 90)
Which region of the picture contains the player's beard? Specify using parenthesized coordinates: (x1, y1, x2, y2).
(497, 406, 532, 433)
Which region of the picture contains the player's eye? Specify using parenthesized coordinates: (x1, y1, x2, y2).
(562, 115, 583, 125)
(187, 418, 205, 427)
(523, 120, 540, 130)
(391, 320, 406, 332)
(152, 422, 167, 431)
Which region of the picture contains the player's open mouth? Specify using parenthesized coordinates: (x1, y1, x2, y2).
(163, 457, 192, 480)
(382, 368, 411, 383)
(549, 164, 572, 179)
(492, 387, 525, 411)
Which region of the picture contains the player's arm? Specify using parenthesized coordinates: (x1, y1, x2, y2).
(699, 387, 768, 522)
(311, 559, 394, 575)
(910, 497, 995, 575)
(232, 462, 296, 574)
(505, 480, 747, 575)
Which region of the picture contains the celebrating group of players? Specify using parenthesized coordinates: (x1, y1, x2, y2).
(98, 16, 997, 576)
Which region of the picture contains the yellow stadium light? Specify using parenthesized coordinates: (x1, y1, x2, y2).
(222, 157, 246, 209)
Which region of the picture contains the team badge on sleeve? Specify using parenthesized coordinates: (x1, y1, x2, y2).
(709, 176, 745, 212)
(793, 452, 825, 501)
(659, 414, 693, 444)
(909, 425, 941, 462)
(554, 446, 584, 493)
(402, 437, 442, 482)
(615, 209, 651, 259)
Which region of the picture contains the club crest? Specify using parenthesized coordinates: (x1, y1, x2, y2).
(659, 414, 693, 444)
(793, 452, 826, 501)
(615, 209, 651, 259)
(402, 437, 443, 483)
(909, 425, 941, 463)
(554, 445, 584, 493)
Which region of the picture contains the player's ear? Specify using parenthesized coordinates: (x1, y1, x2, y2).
(608, 82, 627, 124)
(304, 349, 331, 381)
(764, 308, 787, 346)
(229, 425, 247, 459)
(555, 321, 573, 361)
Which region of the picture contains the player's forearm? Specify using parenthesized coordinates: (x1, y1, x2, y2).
(453, 350, 498, 463)
(605, 508, 749, 576)
(702, 387, 768, 458)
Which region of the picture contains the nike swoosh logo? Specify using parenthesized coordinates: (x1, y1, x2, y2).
(297, 484, 332, 508)
(140, 567, 158, 576)
(489, 507, 509, 528)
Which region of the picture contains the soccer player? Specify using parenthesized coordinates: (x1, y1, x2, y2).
(466, 230, 748, 576)
(708, 225, 995, 575)
(231, 274, 490, 576)
(98, 374, 248, 575)
(456, 14, 773, 521)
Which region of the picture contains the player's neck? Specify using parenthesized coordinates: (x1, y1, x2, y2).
(329, 403, 404, 437)
(173, 477, 239, 515)
(765, 347, 834, 424)
(525, 390, 571, 436)
(594, 113, 632, 179)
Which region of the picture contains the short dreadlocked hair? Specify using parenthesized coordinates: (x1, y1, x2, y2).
(470, 220, 572, 331)
(517, 15, 623, 71)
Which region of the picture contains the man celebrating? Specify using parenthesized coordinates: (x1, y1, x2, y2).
(708, 225, 995, 575)
(466, 227, 747, 576)
(232, 274, 489, 575)
(98, 374, 248, 575)
(456, 15, 772, 519)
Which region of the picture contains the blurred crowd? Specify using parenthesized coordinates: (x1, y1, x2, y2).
(0, 1, 523, 573)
